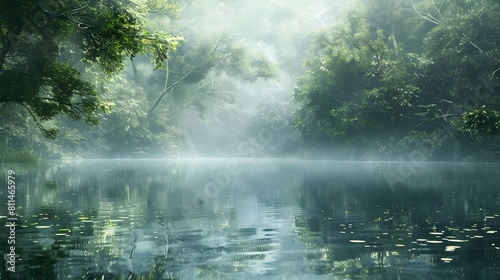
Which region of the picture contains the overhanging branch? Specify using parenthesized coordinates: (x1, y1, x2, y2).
(147, 41, 222, 118)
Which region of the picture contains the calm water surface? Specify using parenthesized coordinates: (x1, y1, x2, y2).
(1, 159, 500, 279)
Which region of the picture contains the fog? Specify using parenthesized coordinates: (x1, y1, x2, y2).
(1, 0, 498, 161)
(1, 2, 499, 278)
(163, 0, 344, 158)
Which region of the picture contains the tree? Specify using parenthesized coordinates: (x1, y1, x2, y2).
(0, 0, 182, 139)
(61, 11, 279, 158)
(293, 0, 423, 157)
(293, 0, 500, 160)
(417, 0, 500, 158)
(146, 32, 278, 118)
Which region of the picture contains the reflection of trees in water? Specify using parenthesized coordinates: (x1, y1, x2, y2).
(1, 161, 188, 279)
(166, 160, 301, 277)
(4, 161, 499, 279)
(294, 163, 500, 277)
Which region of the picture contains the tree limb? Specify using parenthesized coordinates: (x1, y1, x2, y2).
(147, 41, 222, 118)
(182, 75, 219, 108)
(409, 0, 441, 25)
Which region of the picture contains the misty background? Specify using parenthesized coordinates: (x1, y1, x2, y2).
(0, 0, 498, 161)
(1, 1, 500, 279)
(130, 0, 343, 158)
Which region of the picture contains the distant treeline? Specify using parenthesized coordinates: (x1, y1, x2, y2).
(0, 0, 498, 161)
(293, 0, 500, 161)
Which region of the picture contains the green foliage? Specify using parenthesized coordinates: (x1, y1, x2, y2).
(293, 0, 500, 160)
(146, 29, 278, 118)
(2, 0, 497, 160)
(0, 0, 280, 159)
(458, 109, 500, 139)
(294, 4, 421, 149)
(422, 0, 500, 101)
(0, 0, 181, 139)
(147, 0, 181, 17)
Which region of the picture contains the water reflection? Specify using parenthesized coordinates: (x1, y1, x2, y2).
(0, 160, 499, 279)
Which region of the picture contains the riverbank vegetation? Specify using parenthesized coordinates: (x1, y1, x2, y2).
(1, 0, 498, 161)
(293, 0, 499, 160)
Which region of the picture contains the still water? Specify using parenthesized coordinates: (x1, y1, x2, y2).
(1, 159, 500, 279)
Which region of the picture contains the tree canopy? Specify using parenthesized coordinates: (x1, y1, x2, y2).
(0, 0, 182, 139)
(1, 0, 498, 161)
(293, 0, 500, 160)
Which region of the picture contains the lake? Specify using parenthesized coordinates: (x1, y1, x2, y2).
(1, 159, 500, 279)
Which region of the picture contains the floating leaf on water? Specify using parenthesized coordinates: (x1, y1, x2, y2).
(36, 225, 52, 229)
(445, 246, 460, 252)
(447, 239, 468, 243)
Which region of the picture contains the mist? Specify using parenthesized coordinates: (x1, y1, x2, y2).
(1, 1, 499, 279)
(1, 0, 498, 161)
(151, 0, 344, 158)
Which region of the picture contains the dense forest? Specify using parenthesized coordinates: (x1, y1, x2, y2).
(0, 0, 499, 161)
(294, 0, 500, 161)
